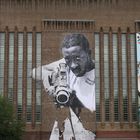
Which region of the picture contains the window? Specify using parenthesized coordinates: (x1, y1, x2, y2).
(35, 33, 41, 122)
(17, 33, 23, 120)
(95, 33, 100, 121)
(94, 32, 137, 122)
(104, 34, 109, 121)
(113, 34, 119, 121)
(26, 33, 32, 122)
(8, 33, 14, 102)
(0, 31, 42, 122)
(130, 34, 137, 121)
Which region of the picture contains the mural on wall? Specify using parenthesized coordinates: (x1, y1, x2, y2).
(32, 33, 96, 140)
(137, 33, 140, 92)
(136, 32, 140, 125)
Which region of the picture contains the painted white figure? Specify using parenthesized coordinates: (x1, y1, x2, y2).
(32, 34, 96, 139)
(63, 108, 96, 140)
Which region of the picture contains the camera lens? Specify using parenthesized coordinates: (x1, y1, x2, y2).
(56, 90, 69, 105)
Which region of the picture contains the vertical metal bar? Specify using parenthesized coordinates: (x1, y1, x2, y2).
(32, 26, 36, 128)
(117, 27, 124, 128)
(13, 26, 18, 115)
(22, 26, 27, 121)
(109, 27, 114, 127)
(3, 26, 9, 98)
(126, 27, 133, 128)
(92, 24, 95, 60)
(99, 27, 105, 128)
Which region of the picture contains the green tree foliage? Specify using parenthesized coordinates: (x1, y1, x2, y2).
(0, 95, 25, 140)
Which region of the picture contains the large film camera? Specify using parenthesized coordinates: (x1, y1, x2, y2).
(53, 63, 72, 106)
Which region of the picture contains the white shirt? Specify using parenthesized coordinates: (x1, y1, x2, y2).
(68, 69, 95, 112)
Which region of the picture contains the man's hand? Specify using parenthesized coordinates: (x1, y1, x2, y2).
(46, 68, 59, 96)
(48, 68, 59, 86)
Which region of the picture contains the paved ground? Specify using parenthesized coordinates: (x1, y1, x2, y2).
(96, 138, 139, 140)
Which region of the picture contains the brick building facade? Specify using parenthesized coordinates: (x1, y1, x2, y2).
(0, 0, 140, 139)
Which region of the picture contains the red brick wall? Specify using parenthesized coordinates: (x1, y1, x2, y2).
(0, 0, 140, 139)
(0, 0, 140, 32)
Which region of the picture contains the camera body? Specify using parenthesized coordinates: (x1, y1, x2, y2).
(53, 63, 71, 106)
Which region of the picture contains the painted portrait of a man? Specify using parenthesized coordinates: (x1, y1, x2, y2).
(32, 33, 96, 139)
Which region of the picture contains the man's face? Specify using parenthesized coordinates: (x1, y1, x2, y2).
(62, 46, 89, 77)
